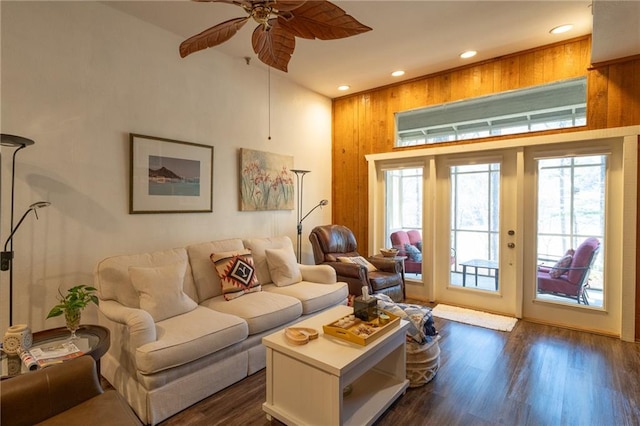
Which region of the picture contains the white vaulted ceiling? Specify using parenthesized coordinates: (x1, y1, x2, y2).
(105, 1, 639, 99)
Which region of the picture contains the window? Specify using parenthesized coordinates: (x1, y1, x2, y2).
(385, 168, 423, 241)
(396, 78, 586, 147)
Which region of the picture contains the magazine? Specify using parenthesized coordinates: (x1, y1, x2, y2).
(29, 342, 84, 367)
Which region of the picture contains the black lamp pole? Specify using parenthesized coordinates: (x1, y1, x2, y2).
(1, 134, 36, 326)
(291, 169, 310, 262)
(291, 169, 328, 263)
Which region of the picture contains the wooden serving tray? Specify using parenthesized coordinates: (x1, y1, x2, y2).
(322, 309, 400, 346)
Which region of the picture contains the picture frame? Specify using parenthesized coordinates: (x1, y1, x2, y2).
(130, 133, 213, 214)
(239, 148, 294, 211)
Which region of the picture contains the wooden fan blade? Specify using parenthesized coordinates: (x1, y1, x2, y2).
(267, 0, 307, 12)
(278, 0, 372, 40)
(252, 19, 295, 72)
(195, 0, 300, 11)
(194, 0, 252, 6)
(180, 17, 249, 58)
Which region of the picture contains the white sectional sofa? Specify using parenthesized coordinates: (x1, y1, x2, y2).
(95, 236, 348, 425)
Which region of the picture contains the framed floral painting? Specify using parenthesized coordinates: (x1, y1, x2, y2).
(240, 148, 294, 211)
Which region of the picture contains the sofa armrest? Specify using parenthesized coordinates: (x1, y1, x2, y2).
(0, 356, 103, 426)
(99, 299, 156, 349)
(324, 261, 367, 280)
(299, 264, 337, 283)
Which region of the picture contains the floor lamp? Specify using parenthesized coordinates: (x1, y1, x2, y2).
(291, 169, 328, 263)
(1, 134, 35, 326)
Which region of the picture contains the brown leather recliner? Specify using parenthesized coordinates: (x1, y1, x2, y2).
(1, 355, 141, 426)
(309, 224, 405, 302)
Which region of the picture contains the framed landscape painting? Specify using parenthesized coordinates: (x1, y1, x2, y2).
(130, 134, 213, 213)
(240, 148, 294, 211)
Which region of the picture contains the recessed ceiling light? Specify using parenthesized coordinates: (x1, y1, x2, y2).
(338, 85, 350, 91)
(550, 24, 573, 34)
(391, 70, 405, 77)
(460, 50, 477, 59)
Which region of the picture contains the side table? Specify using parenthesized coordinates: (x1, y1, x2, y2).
(1, 324, 110, 380)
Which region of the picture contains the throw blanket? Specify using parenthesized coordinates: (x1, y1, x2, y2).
(373, 294, 438, 344)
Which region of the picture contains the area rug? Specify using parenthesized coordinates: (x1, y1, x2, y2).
(431, 304, 517, 332)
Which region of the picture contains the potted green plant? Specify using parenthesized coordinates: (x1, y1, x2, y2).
(47, 285, 99, 340)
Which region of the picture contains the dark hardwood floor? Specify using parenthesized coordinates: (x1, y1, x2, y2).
(133, 311, 640, 426)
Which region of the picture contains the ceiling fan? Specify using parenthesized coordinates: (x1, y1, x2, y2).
(179, 0, 372, 72)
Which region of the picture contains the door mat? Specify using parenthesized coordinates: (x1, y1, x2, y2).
(431, 304, 517, 332)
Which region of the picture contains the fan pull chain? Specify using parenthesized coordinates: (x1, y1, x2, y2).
(268, 67, 272, 140)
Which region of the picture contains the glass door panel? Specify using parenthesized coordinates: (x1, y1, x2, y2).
(385, 167, 423, 281)
(450, 163, 500, 291)
(535, 155, 606, 307)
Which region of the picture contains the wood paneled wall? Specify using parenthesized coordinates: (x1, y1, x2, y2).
(331, 36, 640, 339)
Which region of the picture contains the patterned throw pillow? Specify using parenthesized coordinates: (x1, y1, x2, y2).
(338, 256, 378, 272)
(210, 249, 261, 300)
(404, 244, 422, 262)
(416, 241, 423, 252)
(549, 249, 575, 278)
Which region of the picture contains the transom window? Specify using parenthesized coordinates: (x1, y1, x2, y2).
(395, 78, 586, 147)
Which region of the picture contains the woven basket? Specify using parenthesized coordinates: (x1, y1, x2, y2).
(406, 338, 440, 387)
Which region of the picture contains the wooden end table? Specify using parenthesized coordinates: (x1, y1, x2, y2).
(1, 324, 110, 380)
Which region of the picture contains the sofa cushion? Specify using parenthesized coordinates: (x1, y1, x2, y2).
(201, 292, 302, 335)
(262, 282, 348, 315)
(243, 236, 295, 285)
(129, 261, 198, 322)
(186, 238, 245, 301)
(96, 247, 198, 309)
(211, 249, 261, 300)
(135, 306, 248, 375)
(39, 391, 142, 426)
(265, 248, 302, 287)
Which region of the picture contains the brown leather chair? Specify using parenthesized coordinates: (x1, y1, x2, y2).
(1, 355, 141, 426)
(309, 224, 405, 302)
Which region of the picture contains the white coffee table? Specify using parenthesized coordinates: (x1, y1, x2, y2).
(262, 305, 409, 425)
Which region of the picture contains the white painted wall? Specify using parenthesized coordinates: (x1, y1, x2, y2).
(0, 1, 332, 333)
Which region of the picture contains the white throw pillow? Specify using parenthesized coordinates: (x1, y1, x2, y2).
(265, 248, 303, 287)
(129, 261, 198, 322)
(338, 256, 378, 272)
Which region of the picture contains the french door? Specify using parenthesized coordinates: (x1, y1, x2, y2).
(369, 128, 636, 338)
(433, 150, 519, 316)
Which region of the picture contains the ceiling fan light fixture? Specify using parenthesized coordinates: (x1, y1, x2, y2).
(391, 70, 405, 77)
(550, 24, 573, 34)
(251, 4, 273, 26)
(338, 85, 350, 91)
(460, 50, 477, 59)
